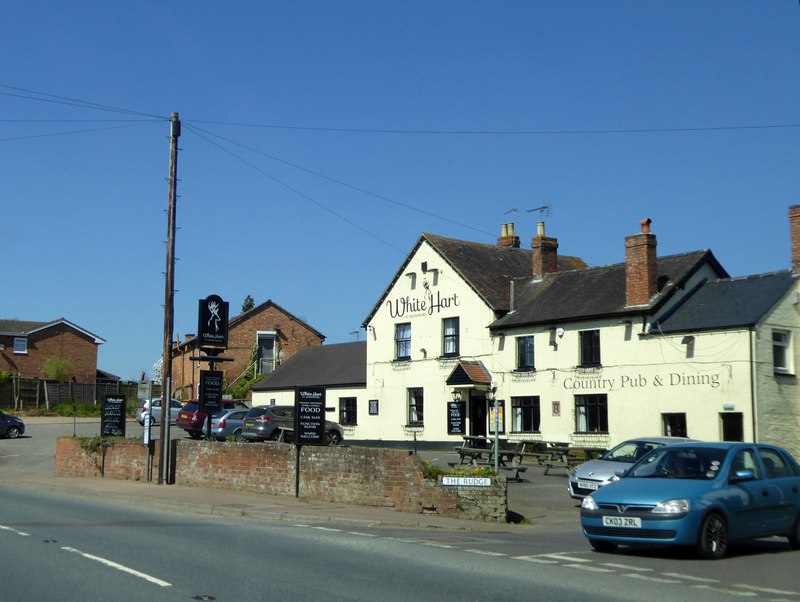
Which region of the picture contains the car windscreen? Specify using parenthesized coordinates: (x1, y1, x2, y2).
(627, 447, 728, 480)
(601, 440, 663, 463)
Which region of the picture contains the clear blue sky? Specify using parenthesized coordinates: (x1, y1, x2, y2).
(3, 2, 799, 381)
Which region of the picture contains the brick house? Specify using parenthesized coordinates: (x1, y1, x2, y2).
(170, 299, 325, 400)
(0, 318, 106, 383)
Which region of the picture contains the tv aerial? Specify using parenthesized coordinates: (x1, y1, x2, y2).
(527, 200, 553, 219)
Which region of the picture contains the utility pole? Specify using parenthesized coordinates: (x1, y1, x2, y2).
(159, 112, 180, 485)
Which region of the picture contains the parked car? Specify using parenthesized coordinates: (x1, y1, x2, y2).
(568, 436, 695, 499)
(136, 398, 183, 426)
(208, 408, 249, 442)
(176, 400, 249, 438)
(580, 442, 800, 559)
(241, 405, 344, 445)
(0, 411, 25, 439)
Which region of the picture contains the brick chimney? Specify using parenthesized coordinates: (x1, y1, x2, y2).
(497, 222, 520, 248)
(790, 205, 800, 271)
(531, 221, 558, 278)
(625, 218, 658, 307)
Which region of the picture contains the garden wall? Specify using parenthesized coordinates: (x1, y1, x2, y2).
(55, 438, 508, 522)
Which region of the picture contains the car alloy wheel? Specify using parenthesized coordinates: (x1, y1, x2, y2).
(697, 512, 728, 559)
(6, 426, 20, 439)
(326, 431, 341, 445)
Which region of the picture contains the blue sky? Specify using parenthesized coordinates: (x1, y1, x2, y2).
(3, 2, 799, 381)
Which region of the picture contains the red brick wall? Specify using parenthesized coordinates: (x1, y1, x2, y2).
(54, 437, 507, 520)
(0, 326, 98, 382)
(170, 304, 323, 399)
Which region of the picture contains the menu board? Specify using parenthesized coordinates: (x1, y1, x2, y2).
(101, 395, 126, 437)
(447, 401, 465, 435)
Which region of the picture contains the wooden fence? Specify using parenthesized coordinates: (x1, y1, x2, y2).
(0, 378, 161, 411)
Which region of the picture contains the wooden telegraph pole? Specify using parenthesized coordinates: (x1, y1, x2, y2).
(159, 112, 180, 485)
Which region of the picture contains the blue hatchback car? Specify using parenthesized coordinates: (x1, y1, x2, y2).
(580, 442, 800, 559)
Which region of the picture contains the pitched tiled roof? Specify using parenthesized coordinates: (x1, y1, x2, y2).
(654, 270, 796, 333)
(491, 250, 726, 329)
(0, 318, 105, 343)
(446, 360, 492, 386)
(177, 298, 325, 350)
(0, 320, 48, 334)
(252, 341, 366, 391)
(362, 233, 587, 326)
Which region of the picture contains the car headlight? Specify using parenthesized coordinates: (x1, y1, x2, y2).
(581, 496, 598, 511)
(571, 467, 578, 477)
(653, 498, 690, 514)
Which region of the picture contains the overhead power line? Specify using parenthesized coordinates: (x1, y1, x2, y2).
(186, 119, 800, 136)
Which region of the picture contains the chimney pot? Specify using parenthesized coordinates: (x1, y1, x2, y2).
(532, 222, 558, 278)
(640, 218, 652, 234)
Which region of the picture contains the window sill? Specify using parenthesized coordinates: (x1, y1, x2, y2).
(514, 367, 536, 373)
(393, 357, 411, 363)
(439, 354, 459, 360)
(774, 370, 795, 377)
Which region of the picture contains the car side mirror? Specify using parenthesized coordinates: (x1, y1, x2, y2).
(731, 469, 756, 483)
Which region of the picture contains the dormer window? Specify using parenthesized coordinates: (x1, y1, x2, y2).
(406, 272, 417, 290)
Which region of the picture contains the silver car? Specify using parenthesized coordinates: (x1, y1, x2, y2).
(208, 408, 249, 441)
(568, 436, 696, 499)
(136, 398, 183, 426)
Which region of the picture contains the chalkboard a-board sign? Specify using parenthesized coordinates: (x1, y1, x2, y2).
(447, 401, 465, 435)
(101, 395, 126, 437)
(294, 386, 326, 446)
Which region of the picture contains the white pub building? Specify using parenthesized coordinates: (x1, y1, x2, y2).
(354, 208, 800, 456)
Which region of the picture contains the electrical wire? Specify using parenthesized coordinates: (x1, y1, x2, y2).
(183, 123, 408, 254)
(184, 122, 497, 238)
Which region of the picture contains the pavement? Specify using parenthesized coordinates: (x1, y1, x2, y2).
(0, 418, 582, 533)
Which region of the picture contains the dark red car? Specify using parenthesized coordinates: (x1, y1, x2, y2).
(176, 399, 249, 439)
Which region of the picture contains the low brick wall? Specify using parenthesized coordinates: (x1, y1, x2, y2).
(55, 437, 508, 522)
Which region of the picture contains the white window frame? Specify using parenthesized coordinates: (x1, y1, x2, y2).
(772, 329, 792, 375)
(13, 337, 27, 354)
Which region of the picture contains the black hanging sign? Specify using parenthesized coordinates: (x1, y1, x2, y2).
(197, 294, 229, 349)
(447, 401, 466, 435)
(199, 370, 224, 414)
(295, 386, 326, 446)
(101, 395, 126, 437)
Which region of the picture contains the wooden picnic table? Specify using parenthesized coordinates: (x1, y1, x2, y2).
(451, 436, 529, 480)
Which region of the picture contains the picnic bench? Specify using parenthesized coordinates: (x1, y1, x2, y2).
(543, 450, 589, 476)
(451, 436, 530, 480)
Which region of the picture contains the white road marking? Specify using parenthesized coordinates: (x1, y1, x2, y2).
(310, 526, 342, 532)
(511, 556, 559, 564)
(0, 524, 30, 537)
(624, 573, 682, 584)
(601, 563, 653, 572)
(661, 572, 719, 584)
(540, 553, 592, 563)
(734, 583, 800, 596)
(465, 549, 507, 557)
(420, 542, 455, 549)
(691, 584, 757, 597)
(346, 531, 378, 537)
(564, 563, 615, 573)
(61, 547, 171, 587)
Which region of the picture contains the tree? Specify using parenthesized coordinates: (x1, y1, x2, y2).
(242, 294, 255, 313)
(42, 355, 73, 382)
